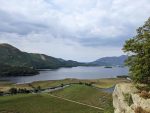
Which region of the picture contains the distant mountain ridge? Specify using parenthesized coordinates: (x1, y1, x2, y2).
(90, 55, 128, 66)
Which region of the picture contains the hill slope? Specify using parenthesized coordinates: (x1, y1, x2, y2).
(90, 55, 128, 66)
(0, 43, 86, 76)
(0, 43, 86, 68)
(0, 44, 32, 67)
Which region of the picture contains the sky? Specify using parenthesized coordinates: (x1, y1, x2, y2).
(0, 0, 150, 62)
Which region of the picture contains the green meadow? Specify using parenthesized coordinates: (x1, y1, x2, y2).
(0, 78, 129, 113)
(52, 84, 114, 113)
(0, 94, 102, 113)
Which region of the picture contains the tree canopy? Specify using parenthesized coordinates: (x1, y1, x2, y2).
(123, 17, 150, 84)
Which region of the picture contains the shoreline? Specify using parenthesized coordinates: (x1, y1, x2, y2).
(0, 78, 130, 93)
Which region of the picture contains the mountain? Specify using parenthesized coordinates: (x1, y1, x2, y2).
(0, 43, 86, 76)
(90, 55, 128, 66)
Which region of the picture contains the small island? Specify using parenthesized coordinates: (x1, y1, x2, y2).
(104, 66, 113, 68)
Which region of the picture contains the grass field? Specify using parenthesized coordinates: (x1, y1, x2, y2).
(52, 84, 114, 113)
(0, 93, 102, 113)
(0, 78, 129, 113)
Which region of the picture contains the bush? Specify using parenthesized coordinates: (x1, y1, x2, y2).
(79, 81, 83, 85)
(139, 91, 150, 99)
(0, 91, 4, 96)
(85, 83, 92, 86)
(18, 88, 30, 94)
(134, 106, 148, 113)
(136, 84, 150, 92)
(9, 88, 17, 94)
(123, 93, 133, 106)
(34, 86, 41, 93)
(61, 84, 64, 87)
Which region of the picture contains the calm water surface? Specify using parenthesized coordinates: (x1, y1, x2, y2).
(0, 66, 129, 83)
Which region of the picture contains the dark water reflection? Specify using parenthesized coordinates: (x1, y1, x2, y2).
(0, 66, 129, 83)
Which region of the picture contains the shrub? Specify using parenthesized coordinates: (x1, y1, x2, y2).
(18, 88, 30, 94)
(136, 84, 150, 92)
(85, 83, 92, 86)
(9, 88, 17, 94)
(61, 84, 64, 87)
(139, 91, 150, 99)
(0, 91, 4, 96)
(123, 93, 133, 106)
(34, 86, 41, 93)
(134, 106, 148, 113)
(79, 81, 83, 85)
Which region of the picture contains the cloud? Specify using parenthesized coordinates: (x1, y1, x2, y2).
(0, 0, 150, 61)
(0, 32, 124, 62)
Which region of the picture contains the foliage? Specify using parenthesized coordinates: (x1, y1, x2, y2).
(17, 88, 30, 94)
(61, 83, 64, 87)
(123, 93, 133, 106)
(0, 64, 39, 76)
(134, 106, 148, 113)
(123, 17, 150, 84)
(139, 91, 150, 99)
(84, 82, 92, 86)
(9, 88, 18, 94)
(8, 88, 30, 94)
(34, 86, 42, 93)
(0, 91, 4, 96)
(136, 84, 150, 92)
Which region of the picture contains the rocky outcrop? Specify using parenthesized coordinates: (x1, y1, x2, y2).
(113, 83, 150, 113)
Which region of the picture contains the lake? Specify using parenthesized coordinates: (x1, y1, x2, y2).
(0, 66, 129, 83)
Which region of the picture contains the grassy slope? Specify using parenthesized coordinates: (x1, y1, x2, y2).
(0, 94, 101, 113)
(52, 84, 114, 113)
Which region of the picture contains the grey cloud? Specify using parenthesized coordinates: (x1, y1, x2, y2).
(0, 0, 150, 61)
(0, 0, 149, 44)
(79, 36, 129, 47)
(0, 10, 49, 35)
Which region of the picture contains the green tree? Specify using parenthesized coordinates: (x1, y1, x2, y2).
(123, 17, 150, 84)
(9, 88, 17, 94)
(37, 86, 41, 91)
(61, 84, 64, 87)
